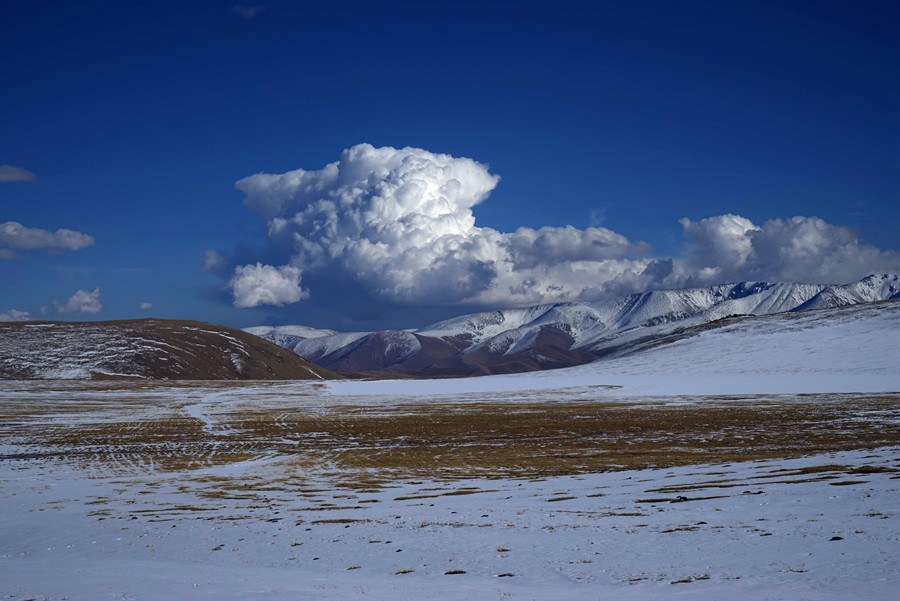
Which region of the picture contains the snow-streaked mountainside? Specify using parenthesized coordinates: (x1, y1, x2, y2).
(330, 296, 900, 398)
(243, 324, 339, 347)
(249, 273, 900, 376)
(0, 319, 337, 380)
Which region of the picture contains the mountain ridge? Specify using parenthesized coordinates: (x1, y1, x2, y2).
(247, 273, 899, 376)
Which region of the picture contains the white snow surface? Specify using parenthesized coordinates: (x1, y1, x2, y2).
(2, 440, 898, 601)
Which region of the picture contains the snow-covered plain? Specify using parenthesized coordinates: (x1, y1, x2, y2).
(2, 444, 898, 601)
(1, 301, 898, 600)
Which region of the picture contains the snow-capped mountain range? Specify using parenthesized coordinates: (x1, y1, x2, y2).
(246, 273, 900, 376)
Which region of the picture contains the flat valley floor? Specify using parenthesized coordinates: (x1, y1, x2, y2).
(1, 380, 898, 600)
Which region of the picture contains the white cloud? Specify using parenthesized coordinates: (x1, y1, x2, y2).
(0, 165, 36, 183)
(679, 214, 759, 274)
(220, 144, 899, 309)
(230, 144, 650, 307)
(230, 263, 308, 308)
(0, 221, 95, 252)
(679, 215, 900, 285)
(139, 302, 153, 311)
(53, 288, 103, 315)
(0, 309, 31, 322)
(202, 249, 228, 275)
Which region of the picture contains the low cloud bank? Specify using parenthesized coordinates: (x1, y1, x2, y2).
(678, 214, 897, 286)
(0, 309, 31, 322)
(2, 288, 104, 322)
(0, 221, 95, 258)
(213, 144, 899, 309)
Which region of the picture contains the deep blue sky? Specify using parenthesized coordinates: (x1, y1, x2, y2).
(2, 0, 898, 330)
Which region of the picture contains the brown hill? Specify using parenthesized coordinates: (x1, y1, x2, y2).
(0, 319, 339, 380)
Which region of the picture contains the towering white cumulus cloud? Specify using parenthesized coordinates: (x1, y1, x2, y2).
(230, 144, 650, 307)
(224, 144, 898, 309)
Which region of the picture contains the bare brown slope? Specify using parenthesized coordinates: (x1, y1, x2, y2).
(0, 319, 340, 380)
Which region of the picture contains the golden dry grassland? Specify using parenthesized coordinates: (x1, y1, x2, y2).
(2, 382, 896, 483)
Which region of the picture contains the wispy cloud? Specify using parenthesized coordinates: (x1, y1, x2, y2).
(0, 165, 36, 183)
(232, 5, 263, 19)
(139, 302, 153, 311)
(202, 249, 227, 276)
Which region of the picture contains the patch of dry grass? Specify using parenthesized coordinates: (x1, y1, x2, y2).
(1, 384, 897, 486)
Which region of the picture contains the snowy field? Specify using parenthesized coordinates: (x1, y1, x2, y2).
(1, 302, 898, 600)
(1, 381, 897, 601)
(2, 436, 898, 601)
